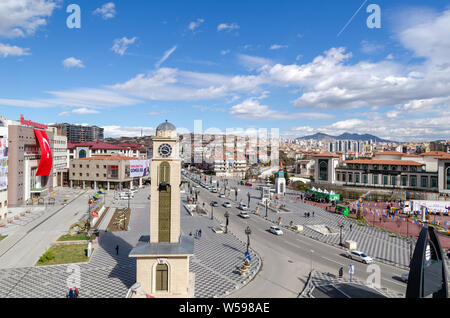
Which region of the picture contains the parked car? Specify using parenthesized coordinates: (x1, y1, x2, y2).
(211, 188, 218, 193)
(238, 211, 250, 219)
(210, 201, 219, 207)
(238, 204, 249, 211)
(400, 273, 408, 283)
(269, 225, 283, 235)
(218, 193, 226, 198)
(346, 250, 374, 264)
(222, 202, 232, 208)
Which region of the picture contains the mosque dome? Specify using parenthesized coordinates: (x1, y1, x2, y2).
(156, 120, 177, 138)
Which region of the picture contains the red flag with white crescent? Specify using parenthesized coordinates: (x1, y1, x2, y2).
(34, 129, 53, 176)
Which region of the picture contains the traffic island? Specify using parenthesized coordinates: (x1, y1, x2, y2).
(36, 243, 93, 266)
(107, 208, 131, 232)
(0, 235, 7, 242)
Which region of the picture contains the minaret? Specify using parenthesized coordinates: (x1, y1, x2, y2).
(129, 120, 194, 297)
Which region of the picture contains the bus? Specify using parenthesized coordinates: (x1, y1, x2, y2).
(336, 205, 349, 216)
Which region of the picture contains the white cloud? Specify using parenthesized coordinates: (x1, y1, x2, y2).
(270, 44, 288, 50)
(93, 2, 116, 20)
(0, 0, 58, 37)
(221, 49, 230, 55)
(58, 111, 69, 116)
(360, 40, 384, 54)
(102, 125, 155, 138)
(217, 23, 240, 32)
(0, 43, 31, 57)
(62, 57, 85, 69)
(155, 45, 177, 68)
(237, 54, 273, 71)
(111, 37, 137, 55)
(229, 98, 333, 121)
(188, 18, 204, 31)
(72, 108, 100, 115)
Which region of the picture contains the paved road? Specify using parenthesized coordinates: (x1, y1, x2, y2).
(0, 189, 92, 268)
(187, 174, 409, 297)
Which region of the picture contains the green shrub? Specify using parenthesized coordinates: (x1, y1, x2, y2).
(39, 250, 55, 263)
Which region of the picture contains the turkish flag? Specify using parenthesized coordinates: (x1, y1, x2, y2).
(34, 129, 53, 176)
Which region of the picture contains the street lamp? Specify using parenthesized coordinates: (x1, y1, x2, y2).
(224, 211, 230, 234)
(339, 224, 344, 246)
(211, 203, 214, 220)
(265, 200, 268, 218)
(310, 249, 314, 271)
(245, 226, 252, 253)
(247, 192, 251, 207)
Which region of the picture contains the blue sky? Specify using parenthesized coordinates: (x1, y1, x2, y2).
(0, 0, 449, 141)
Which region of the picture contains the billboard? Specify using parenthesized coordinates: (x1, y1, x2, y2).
(410, 200, 450, 214)
(129, 160, 150, 178)
(0, 138, 7, 191)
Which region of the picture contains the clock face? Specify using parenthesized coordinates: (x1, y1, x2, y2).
(158, 143, 172, 158)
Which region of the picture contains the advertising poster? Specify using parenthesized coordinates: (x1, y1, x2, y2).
(411, 200, 450, 214)
(130, 160, 150, 178)
(0, 138, 8, 191)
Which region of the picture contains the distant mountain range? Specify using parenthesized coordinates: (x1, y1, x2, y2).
(297, 132, 395, 143)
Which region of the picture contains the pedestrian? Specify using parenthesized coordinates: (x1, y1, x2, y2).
(350, 224, 352, 231)
(313, 211, 315, 217)
(68, 288, 74, 299)
(74, 287, 79, 298)
(115, 244, 119, 255)
(339, 267, 343, 279)
(198, 229, 202, 238)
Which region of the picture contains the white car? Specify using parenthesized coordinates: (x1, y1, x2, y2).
(211, 188, 218, 193)
(238, 211, 250, 219)
(218, 194, 226, 198)
(269, 225, 283, 235)
(238, 204, 249, 211)
(222, 202, 232, 208)
(346, 250, 373, 264)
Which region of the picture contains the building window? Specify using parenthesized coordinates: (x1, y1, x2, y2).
(383, 175, 388, 185)
(383, 166, 388, 171)
(342, 173, 346, 182)
(355, 173, 360, 183)
(402, 166, 408, 171)
(431, 176, 438, 188)
(373, 175, 378, 185)
(363, 174, 367, 184)
(402, 175, 407, 186)
(373, 165, 378, 170)
(337, 173, 340, 181)
(391, 166, 397, 171)
(79, 165, 82, 168)
(107, 165, 119, 179)
(72, 173, 75, 176)
(319, 159, 328, 181)
(391, 176, 396, 186)
(421, 176, 428, 188)
(79, 149, 87, 158)
(410, 175, 417, 187)
(348, 173, 352, 182)
(96, 173, 99, 177)
(446, 165, 450, 190)
(80, 173, 82, 176)
(411, 166, 417, 172)
(72, 164, 75, 168)
(96, 165, 99, 169)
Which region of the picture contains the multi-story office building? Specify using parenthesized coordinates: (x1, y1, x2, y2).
(0, 117, 9, 219)
(50, 123, 104, 143)
(47, 127, 69, 187)
(68, 141, 145, 161)
(69, 155, 149, 190)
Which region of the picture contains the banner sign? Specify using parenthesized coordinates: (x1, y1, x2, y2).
(129, 160, 150, 178)
(34, 129, 53, 176)
(0, 138, 8, 191)
(410, 200, 450, 214)
(20, 114, 48, 129)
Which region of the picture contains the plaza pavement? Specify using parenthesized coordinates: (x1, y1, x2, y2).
(0, 187, 260, 298)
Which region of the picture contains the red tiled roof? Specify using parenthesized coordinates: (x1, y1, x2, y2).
(313, 152, 340, 158)
(374, 151, 404, 156)
(419, 151, 448, 157)
(68, 141, 127, 150)
(78, 155, 137, 160)
(344, 159, 424, 166)
(402, 154, 420, 157)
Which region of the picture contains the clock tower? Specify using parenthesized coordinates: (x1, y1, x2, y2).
(129, 120, 194, 297)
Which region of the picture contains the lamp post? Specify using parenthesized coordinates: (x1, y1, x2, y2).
(245, 226, 252, 253)
(224, 211, 229, 234)
(339, 224, 344, 246)
(235, 187, 238, 201)
(211, 203, 214, 220)
(265, 200, 268, 218)
(247, 192, 251, 207)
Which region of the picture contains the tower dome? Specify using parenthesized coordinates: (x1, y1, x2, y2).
(156, 120, 177, 138)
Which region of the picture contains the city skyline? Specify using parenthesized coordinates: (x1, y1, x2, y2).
(1, 0, 450, 141)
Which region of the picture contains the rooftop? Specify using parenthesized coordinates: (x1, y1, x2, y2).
(78, 155, 138, 161)
(344, 159, 425, 166)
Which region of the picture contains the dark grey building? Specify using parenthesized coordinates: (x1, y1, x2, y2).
(50, 123, 104, 143)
